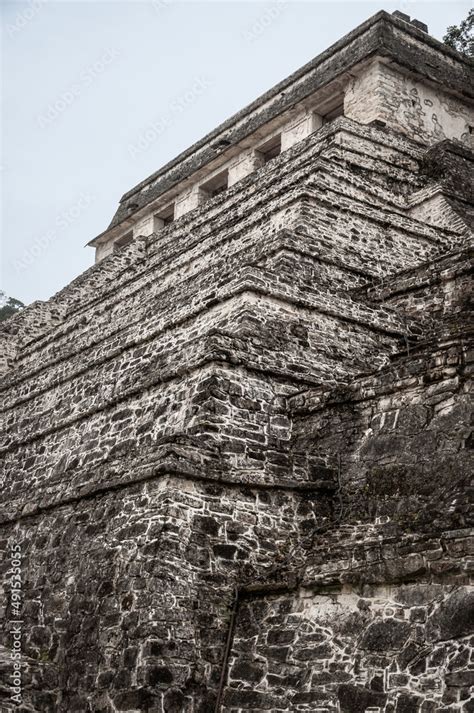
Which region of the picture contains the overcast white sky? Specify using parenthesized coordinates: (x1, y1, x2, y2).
(1, 0, 470, 305)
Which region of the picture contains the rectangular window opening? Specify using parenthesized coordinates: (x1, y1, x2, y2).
(200, 169, 229, 199)
(155, 203, 175, 226)
(113, 232, 133, 251)
(257, 134, 282, 164)
(322, 103, 344, 123)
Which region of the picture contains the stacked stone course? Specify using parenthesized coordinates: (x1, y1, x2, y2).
(1, 10, 473, 713)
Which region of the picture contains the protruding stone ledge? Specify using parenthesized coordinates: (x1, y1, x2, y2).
(0, 442, 337, 527)
(98, 10, 472, 244)
(287, 337, 469, 415)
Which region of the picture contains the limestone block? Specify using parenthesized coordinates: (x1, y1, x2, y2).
(228, 149, 265, 187)
(95, 239, 115, 263)
(281, 110, 323, 151)
(133, 213, 163, 238)
(0, 332, 17, 374)
(175, 185, 207, 218)
(344, 59, 474, 146)
(409, 190, 465, 232)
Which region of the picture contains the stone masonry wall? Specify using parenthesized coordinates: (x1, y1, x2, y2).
(344, 59, 474, 146)
(0, 109, 472, 713)
(225, 580, 473, 712)
(221, 286, 472, 711)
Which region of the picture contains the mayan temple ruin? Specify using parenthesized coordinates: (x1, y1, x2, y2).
(1, 9, 473, 713)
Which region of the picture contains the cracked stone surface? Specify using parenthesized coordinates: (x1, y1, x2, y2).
(0, 11, 473, 713)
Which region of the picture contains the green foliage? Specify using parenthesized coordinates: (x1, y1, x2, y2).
(443, 9, 473, 57)
(0, 291, 25, 322)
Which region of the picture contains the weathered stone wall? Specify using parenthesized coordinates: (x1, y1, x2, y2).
(0, 472, 334, 712)
(222, 291, 472, 711)
(0, 119, 459, 377)
(344, 59, 474, 146)
(225, 580, 473, 712)
(0, 87, 472, 713)
(96, 10, 473, 250)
